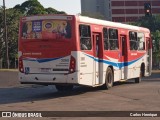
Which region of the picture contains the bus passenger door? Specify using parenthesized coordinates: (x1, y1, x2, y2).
(146, 38, 152, 76)
(93, 33, 102, 85)
(120, 35, 128, 80)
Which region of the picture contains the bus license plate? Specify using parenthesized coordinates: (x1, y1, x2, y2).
(41, 68, 51, 73)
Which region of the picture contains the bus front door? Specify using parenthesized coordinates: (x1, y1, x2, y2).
(120, 35, 128, 80)
(93, 33, 102, 85)
(146, 38, 152, 76)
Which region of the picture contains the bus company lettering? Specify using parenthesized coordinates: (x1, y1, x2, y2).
(31, 53, 42, 55)
(61, 59, 69, 62)
(23, 52, 42, 56)
(80, 62, 87, 67)
(131, 53, 137, 56)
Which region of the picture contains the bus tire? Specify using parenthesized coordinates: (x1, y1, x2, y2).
(55, 85, 73, 92)
(135, 76, 141, 83)
(135, 68, 142, 83)
(105, 67, 113, 89)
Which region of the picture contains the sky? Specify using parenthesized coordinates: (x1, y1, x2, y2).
(0, 0, 81, 15)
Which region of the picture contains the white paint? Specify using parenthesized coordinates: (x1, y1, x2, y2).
(22, 15, 73, 21)
(105, 55, 119, 62)
(78, 16, 149, 33)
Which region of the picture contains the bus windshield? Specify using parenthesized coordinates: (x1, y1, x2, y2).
(21, 19, 71, 40)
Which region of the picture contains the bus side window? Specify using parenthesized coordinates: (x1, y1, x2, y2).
(79, 25, 92, 50)
(137, 32, 145, 50)
(129, 31, 138, 50)
(103, 28, 109, 50)
(109, 28, 119, 50)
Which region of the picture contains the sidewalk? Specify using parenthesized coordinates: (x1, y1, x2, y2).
(152, 70, 160, 73)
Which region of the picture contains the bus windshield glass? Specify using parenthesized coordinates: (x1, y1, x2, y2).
(21, 19, 71, 40)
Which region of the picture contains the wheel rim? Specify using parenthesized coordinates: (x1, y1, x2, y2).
(108, 72, 112, 85)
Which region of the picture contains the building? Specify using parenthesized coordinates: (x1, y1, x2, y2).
(81, 0, 112, 20)
(81, 0, 160, 22)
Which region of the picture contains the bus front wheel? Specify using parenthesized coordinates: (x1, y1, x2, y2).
(135, 69, 142, 83)
(135, 64, 145, 83)
(55, 85, 73, 92)
(105, 67, 113, 89)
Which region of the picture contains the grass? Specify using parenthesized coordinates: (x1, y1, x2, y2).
(0, 69, 18, 72)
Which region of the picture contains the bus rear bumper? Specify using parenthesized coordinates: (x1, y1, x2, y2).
(19, 72, 79, 85)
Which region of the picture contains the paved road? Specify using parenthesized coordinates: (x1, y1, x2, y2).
(0, 71, 160, 119)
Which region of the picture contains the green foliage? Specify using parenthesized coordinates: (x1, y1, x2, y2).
(0, 7, 6, 67)
(152, 30, 160, 62)
(0, 8, 23, 68)
(133, 15, 160, 32)
(14, 0, 46, 15)
(132, 15, 160, 33)
(45, 7, 66, 14)
(14, 0, 66, 16)
(7, 8, 23, 67)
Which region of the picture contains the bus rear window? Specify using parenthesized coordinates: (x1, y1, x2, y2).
(21, 20, 71, 40)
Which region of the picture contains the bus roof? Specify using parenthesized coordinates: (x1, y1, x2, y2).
(21, 14, 74, 21)
(77, 15, 150, 33)
(20, 14, 150, 33)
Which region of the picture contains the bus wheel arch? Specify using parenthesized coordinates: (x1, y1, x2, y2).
(141, 63, 145, 77)
(105, 66, 114, 89)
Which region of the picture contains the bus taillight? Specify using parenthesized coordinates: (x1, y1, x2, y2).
(19, 58, 24, 73)
(69, 56, 76, 73)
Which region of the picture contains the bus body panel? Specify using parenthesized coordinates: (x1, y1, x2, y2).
(19, 15, 152, 87)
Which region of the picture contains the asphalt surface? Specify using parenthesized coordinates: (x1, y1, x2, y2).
(0, 71, 160, 120)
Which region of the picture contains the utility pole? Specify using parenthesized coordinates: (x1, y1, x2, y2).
(3, 0, 9, 69)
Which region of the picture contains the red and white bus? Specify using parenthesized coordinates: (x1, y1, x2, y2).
(19, 14, 152, 91)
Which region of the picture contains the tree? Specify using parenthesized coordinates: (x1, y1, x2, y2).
(14, 0, 66, 16)
(45, 7, 66, 14)
(0, 7, 4, 68)
(0, 8, 23, 68)
(152, 30, 160, 51)
(152, 30, 160, 69)
(14, 0, 46, 15)
(6, 8, 23, 68)
(133, 16, 160, 32)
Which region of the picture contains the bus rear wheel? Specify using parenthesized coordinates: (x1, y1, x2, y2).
(135, 75, 141, 83)
(105, 67, 113, 89)
(135, 66, 144, 83)
(55, 85, 73, 92)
